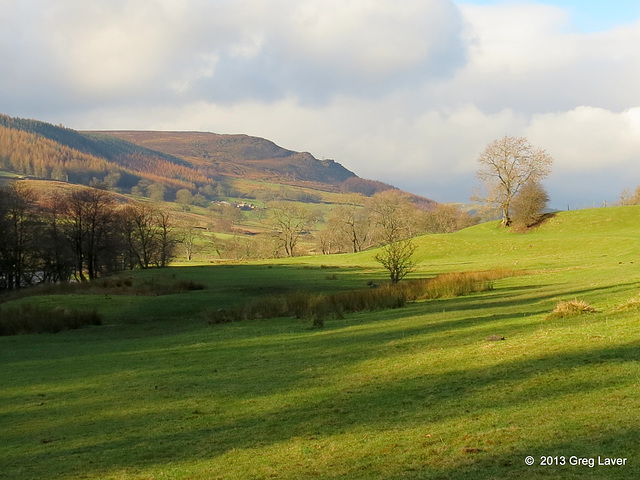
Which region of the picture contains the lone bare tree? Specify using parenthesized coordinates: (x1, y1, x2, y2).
(476, 136, 553, 226)
(368, 190, 418, 283)
(374, 239, 417, 284)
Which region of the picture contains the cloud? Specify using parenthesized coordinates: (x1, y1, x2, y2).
(176, 0, 469, 103)
(442, 3, 640, 115)
(0, 0, 468, 111)
(2, 0, 640, 207)
(527, 107, 640, 170)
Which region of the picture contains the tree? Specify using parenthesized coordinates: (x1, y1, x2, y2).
(476, 136, 553, 226)
(156, 209, 177, 267)
(181, 223, 198, 261)
(368, 190, 419, 283)
(423, 203, 476, 234)
(40, 192, 75, 283)
(330, 202, 370, 253)
(268, 201, 315, 257)
(121, 202, 161, 269)
(619, 186, 640, 206)
(120, 202, 177, 268)
(316, 220, 349, 254)
(510, 180, 550, 227)
(175, 189, 193, 207)
(63, 188, 117, 281)
(374, 238, 417, 284)
(367, 190, 417, 243)
(0, 183, 41, 289)
(148, 183, 166, 202)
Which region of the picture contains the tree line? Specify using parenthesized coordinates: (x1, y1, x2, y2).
(0, 183, 177, 291)
(315, 191, 475, 256)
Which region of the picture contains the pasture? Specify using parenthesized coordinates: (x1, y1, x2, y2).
(2, 207, 640, 479)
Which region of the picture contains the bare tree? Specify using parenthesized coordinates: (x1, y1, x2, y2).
(121, 202, 161, 269)
(423, 204, 476, 234)
(367, 190, 417, 244)
(0, 183, 40, 289)
(181, 223, 198, 261)
(268, 201, 315, 257)
(374, 239, 417, 284)
(156, 209, 177, 267)
(63, 188, 117, 280)
(368, 190, 419, 283)
(476, 136, 553, 226)
(619, 186, 640, 206)
(121, 202, 177, 268)
(330, 202, 370, 253)
(40, 192, 75, 283)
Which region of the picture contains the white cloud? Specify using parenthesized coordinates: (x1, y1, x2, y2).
(2, 0, 640, 206)
(527, 106, 640, 171)
(450, 3, 640, 114)
(0, 0, 467, 109)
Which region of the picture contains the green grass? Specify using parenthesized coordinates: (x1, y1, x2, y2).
(2, 206, 640, 479)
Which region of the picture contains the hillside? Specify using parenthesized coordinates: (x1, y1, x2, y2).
(0, 114, 440, 208)
(282, 205, 640, 273)
(88, 130, 356, 185)
(0, 114, 356, 191)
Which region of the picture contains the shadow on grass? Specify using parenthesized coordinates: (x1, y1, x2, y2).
(4, 328, 640, 479)
(3, 269, 640, 479)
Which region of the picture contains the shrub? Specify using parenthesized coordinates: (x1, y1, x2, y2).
(510, 180, 550, 228)
(395, 269, 517, 301)
(95, 277, 133, 289)
(0, 305, 102, 336)
(241, 296, 288, 320)
(547, 299, 597, 320)
(332, 286, 407, 312)
(205, 309, 238, 325)
(174, 280, 206, 291)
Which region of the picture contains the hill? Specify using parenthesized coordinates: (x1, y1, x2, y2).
(0, 114, 356, 192)
(88, 130, 356, 185)
(0, 114, 438, 208)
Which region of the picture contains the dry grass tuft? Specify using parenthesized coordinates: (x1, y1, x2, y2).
(547, 299, 597, 320)
(0, 305, 102, 336)
(613, 294, 640, 312)
(205, 268, 518, 328)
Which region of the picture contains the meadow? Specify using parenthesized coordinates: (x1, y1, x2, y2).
(2, 206, 640, 479)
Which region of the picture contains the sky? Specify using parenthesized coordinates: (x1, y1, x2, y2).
(2, 0, 640, 208)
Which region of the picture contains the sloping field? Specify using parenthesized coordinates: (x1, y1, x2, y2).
(2, 207, 640, 479)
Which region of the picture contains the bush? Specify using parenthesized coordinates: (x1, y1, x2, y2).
(95, 277, 133, 289)
(395, 269, 518, 301)
(510, 181, 550, 228)
(0, 305, 102, 336)
(174, 280, 206, 291)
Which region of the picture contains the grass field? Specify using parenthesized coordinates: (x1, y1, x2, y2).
(2, 206, 640, 479)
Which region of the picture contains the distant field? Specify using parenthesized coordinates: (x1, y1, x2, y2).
(0, 170, 22, 184)
(2, 207, 640, 479)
